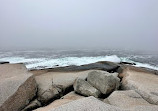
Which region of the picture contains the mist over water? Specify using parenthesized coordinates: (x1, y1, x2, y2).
(0, 0, 158, 51)
(0, 49, 158, 70)
(0, 1, 158, 70)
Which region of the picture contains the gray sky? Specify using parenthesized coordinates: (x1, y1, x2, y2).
(0, 0, 158, 51)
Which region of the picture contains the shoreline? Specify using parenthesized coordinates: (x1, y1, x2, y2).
(29, 61, 158, 76)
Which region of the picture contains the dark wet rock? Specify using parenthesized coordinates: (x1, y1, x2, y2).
(31, 61, 120, 73)
(55, 65, 59, 67)
(0, 61, 9, 64)
(120, 62, 136, 65)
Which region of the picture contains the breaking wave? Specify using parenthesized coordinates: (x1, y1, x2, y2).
(0, 55, 158, 70)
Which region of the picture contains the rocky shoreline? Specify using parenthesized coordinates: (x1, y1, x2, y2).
(0, 61, 158, 111)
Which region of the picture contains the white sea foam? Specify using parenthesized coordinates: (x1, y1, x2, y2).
(0, 57, 45, 64)
(120, 57, 158, 70)
(134, 62, 158, 70)
(26, 55, 121, 69)
(0, 55, 158, 70)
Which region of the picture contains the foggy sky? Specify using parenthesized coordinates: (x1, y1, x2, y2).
(0, 0, 158, 51)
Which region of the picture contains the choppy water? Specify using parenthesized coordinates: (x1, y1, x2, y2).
(0, 49, 158, 70)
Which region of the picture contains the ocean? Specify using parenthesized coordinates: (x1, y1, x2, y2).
(0, 49, 158, 70)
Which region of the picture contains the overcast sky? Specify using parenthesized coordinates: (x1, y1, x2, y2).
(0, 0, 158, 51)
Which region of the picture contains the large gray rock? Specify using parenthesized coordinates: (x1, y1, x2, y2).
(34, 91, 85, 111)
(35, 95, 158, 111)
(120, 66, 158, 105)
(35, 70, 94, 104)
(0, 63, 37, 111)
(105, 90, 152, 109)
(48, 96, 126, 111)
(73, 78, 101, 97)
(87, 70, 120, 95)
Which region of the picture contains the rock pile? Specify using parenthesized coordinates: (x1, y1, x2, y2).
(1, 61, 158, 111)
(73, 70, 120, 97)
(34, 70, 91, 105)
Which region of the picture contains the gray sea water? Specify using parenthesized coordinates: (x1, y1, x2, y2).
(0, 49, 158, 70)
